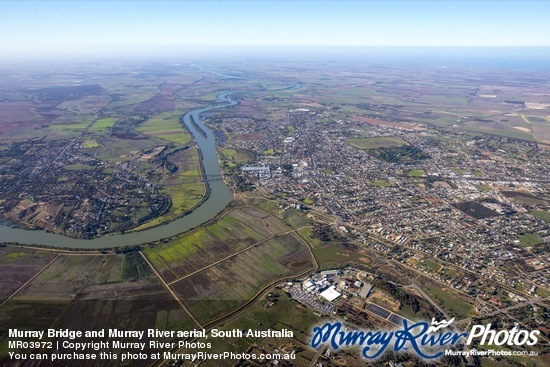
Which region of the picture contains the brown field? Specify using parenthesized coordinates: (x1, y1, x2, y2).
(525, 115, 550, 147)
(134, 94, 176, 113)
(170, 233, 313, 324)
(0, 102, 52, 139)
(0, 246, 58, 301)
(0, 250, 197, 366)
(143, 209, 273, 281)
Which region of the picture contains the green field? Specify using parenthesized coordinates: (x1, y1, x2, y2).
(63, 163, 94, 171)
(408, 169, 425, 177)
(348, 136, 408, 150)
(423, 258, 443, 273)
(82, 139, 100, 148)
(370, 180, 392, 187)
(193, 289, 322, 367)
(418, 276, 472, 318)
(475, 183, 494, 191)
(136, 112, 191, 145)
(220, 147, 254, 167)
(517, 233, 543, 247)
(48, 121, 90, 135)
(312, 243, 372, 268)
(451, 167, 469, 174)
(88, 117, 116, 133)
(145, 206, 314, 325)
(509, 196, 545, 205)
(144, 210, 275, 280)
(0, 251, 197, 364)
(530, 210, 550, 222)
(302, 197, 315, 205)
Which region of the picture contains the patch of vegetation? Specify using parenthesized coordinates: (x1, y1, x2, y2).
(136, 112, 191, 145)
(374, 279, 444, 320)
(302, 197, 315, 205)
(122, 251, 152, 281)
(418, 277, 472, 318)
(407, 169, 425, 177)
(475, 184, 494, 191)
(63, 163, 94, 171)
(423, 259, 442, 273)
(348, 136, 408, 150)
(453, 201, 500, 219)
(313, 244, 372, 268)
(220, 147, 254, 167)
(89, 117, 116, 133)
(82, 139, 100, 148)
(369, 144, 429, 163)
(517, 232, 543, 247)
(530, 209, 550, 222)
(370, 180, 392, 187)
(310, 223, 344, 242)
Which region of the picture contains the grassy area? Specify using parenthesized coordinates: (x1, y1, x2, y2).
(407, 169, 425, 177)
(297, 227, 326, 248)
(509, 196, 545, 205)
(136, 112, 191, 145)
(145, 207, 313, 325)
(313, 244, 372, 268)
(88, 117, 116, 133)
(63, 163, 94, 171)
(348, 136, 408, 150)
(302, 197, 315, 205)
(144, 210, 271, 277)
(423, 259, 443, 273)
(418, 276, 472, 318)
(535, 286, 550, 298)
(82, 139, 100, 148)
(530, 209, 550, 222)
(220, 147, 254, 167)
(48, 121, 89, 135)
(135, 183, 204, 230)
(196, 290, 322, 367)
(517, 233, 543, 247)
(459, 124, 536, 142)
(475, 183, 494, 191)
(370, 180, 392, 187)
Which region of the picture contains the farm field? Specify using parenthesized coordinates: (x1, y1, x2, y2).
(144, 206, 315, 325)
(0, 250, 197, 366)
(0, 54, 549, 366)
(191, 289, 323, 367)
(88, 117, 117, 134)
(136, 112, 191, 145)
(171, 233, 312, 324)
(0, 246, 58, 301)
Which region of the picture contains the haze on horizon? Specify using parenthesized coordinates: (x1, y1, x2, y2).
(1, 0, 550, 60)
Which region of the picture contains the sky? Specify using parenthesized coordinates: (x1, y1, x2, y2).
(1, 0, 550, 58)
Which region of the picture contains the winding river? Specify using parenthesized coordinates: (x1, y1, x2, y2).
(0, 93, 237, 249)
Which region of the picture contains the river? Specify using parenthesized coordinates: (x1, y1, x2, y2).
(0, 93, 237, 249)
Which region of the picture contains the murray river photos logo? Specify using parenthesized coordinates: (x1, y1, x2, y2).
(310, 319, 540, 360)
